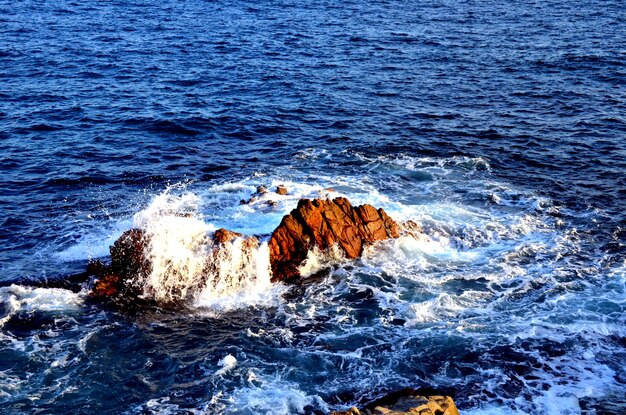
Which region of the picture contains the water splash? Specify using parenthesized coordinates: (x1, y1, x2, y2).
(130, 191, 274, 308)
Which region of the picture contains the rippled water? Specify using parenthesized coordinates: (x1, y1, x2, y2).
(1, 0, 625, 414)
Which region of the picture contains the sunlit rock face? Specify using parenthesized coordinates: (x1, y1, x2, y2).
(268, 197, 401, 282)
(330, 388, 460, 415)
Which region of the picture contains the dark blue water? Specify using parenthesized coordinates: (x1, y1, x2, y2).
(1, 1, 625, 414)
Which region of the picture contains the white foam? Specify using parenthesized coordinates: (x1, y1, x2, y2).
(0, 285, 84, 328)
(298, 245, 346, 278)
(139, 213, 214, 303)
(221, 382, 328, 415)
(125, 191, 279, 309)
(137, 397, 197, 415)
(463, 406, 528, 415)
(215, 354, 237, 376)
(406, 293, 467, 324)
(55, 218, 133, 262)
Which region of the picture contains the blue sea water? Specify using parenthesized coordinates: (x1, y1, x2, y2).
(1, 0, 625, 414)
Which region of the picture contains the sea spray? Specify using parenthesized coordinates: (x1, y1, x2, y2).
(130, 191, 273, 306)
(142, 214, 213, 303)
(194, 238, 273, 308)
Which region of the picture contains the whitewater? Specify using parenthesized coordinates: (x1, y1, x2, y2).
(1, 154, 623, 414)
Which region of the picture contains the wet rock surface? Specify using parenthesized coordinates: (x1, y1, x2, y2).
(268, 197, 401, 281)
(88, 229, 150, 300)
(276, 184, 288, 195)
(330, 388, 460, 415)
(212, 228, 243, 245)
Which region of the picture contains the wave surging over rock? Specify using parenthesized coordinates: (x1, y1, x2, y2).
(89, 192, 274, 308)
(88, 193, 406, 307)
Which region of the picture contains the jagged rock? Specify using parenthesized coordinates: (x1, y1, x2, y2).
(330, 388, 459, 415)
(276, 184, 288, 195)
(268, 197, 400, 281)
(89, 227, 258, 300)
(88, 197, 408, 298)
(89, 229, 150, 299)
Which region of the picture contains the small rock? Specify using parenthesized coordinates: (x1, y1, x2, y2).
(276, 184, 288, 195)
(257, 185, 269, 194)
(212, 228, 243, 245)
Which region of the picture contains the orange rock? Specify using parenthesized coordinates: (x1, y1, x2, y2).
(212, 228, 243, 245)
(268, 197, 400, 281)
(90, 274, 121, 298)
(329, 388, 460, 415)
(212, 228, 259, 251)
(88, 197, 405, 299)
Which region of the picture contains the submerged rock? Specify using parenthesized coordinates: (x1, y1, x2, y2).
(331, 388, 459, 415)
(268, 197, 400, 281)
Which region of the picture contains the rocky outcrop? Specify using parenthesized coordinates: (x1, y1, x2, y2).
(331, 388, 459, 415)
(212, 228, 243, 245)
(88, 197, 404, 298)
(268, 197, 400, 281)
(239, 184, 289, 205)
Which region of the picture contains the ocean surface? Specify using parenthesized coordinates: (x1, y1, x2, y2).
(1, 0, 625, 414)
